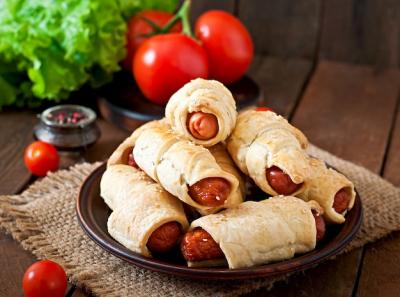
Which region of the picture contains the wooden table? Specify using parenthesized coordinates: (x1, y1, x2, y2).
(1, 0, 400, 295)
(1, 58, 399, 297)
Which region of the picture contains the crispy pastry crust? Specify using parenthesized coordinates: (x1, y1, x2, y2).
(101, 165, 189, 257)
(165, 78, 237, 147)
(298, 158, 356, 224)
(107, 120, 166, 167)
(189, 196, 318, 269)
(226, 109, 310, 195)
(133, 122, 241, 213)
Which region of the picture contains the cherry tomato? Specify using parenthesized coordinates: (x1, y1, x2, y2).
(22, 260, 67, 297)
(256, 106, 274, 112)
(133, 33, 209, 105)
(195, 10, 253, 84)
(122, 11, 182, 71)
(24, 141, 59, 177)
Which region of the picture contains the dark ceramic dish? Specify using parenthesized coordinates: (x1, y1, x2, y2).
(97, 71, 262, 131)
(77, 163, 363, 280)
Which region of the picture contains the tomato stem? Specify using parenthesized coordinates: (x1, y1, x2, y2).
(160, 0, 193, 38)
(140, 16, 164, 33)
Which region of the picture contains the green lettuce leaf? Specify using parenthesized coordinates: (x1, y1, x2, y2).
(0, 0, 127, 107)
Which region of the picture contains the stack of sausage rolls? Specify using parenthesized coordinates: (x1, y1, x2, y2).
(101, 78, 356, 269)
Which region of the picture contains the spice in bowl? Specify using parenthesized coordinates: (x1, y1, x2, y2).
(34, 105, 100, 150)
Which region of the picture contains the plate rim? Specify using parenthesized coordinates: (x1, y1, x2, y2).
(76, 163, 363, 280)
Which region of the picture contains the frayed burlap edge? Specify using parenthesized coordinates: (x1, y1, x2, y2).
(0, 144, 399, 296)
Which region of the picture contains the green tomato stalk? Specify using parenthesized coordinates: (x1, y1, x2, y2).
(161, 0, 193, 38)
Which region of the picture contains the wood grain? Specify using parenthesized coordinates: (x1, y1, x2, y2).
(237, 0, 320, 58)
(190, 0, 235, 23)
(0, 111, 36, 195)
(293, 61, 399, 171)
(382, 105, 400, 186)
(319, 0, 400, 67)
(355, 101, 400, 297)
(0, 233, 36, 297)
(248, 56, 313, 117)
(83, 119, 129, 163)
(246, 61, 400, 297)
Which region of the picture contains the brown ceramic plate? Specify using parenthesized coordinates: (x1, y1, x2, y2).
(76, 163, 362, 280)
(97, 71, 262, 131)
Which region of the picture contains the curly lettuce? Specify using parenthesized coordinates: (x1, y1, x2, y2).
(0, 0, 129, 107)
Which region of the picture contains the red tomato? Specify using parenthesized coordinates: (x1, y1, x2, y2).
(133, 33, 209, 105)
(122, 11, 182, 71)
(24, 141, 59, 177)
(195, 10, 253, 84)
(22, 260, 67, 297)
(256, 106, 274, 112)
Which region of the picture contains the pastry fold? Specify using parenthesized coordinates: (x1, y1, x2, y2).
(189, 196, 318, 269)
(107, 120, 165, 167)
(298, 158, 356, 224)
(101, 165, 189, 257)
(227, 108, 310, 195)
(165, 78, 237, 147)
(133, 122, 241, 212)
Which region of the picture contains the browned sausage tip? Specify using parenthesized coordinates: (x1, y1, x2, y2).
(188, 177, 231, 207)
(146, 222, 181, 253)
(266, 166, 303, 195)
(186, 112, 219, 140)
(333, 188, 350, 214)
(181, 227, 224, 261)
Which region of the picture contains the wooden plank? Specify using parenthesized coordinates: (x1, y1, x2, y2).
(190, 0, 235, 24)
(0, 111, 36, 195)
(382, 106, 400, 186)
(319, 0, 400, 67)
(245, 61, 400, 297)
(355, 103, 400, 297)
(83, 119, 129, 163)
(237, 0, 320, 58)
(248, 56, 313, 117)
(0, 233, 36, 297)
(293, 61, 399, 171)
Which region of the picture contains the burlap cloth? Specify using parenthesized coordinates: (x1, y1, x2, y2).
(1, 144, 399, 297)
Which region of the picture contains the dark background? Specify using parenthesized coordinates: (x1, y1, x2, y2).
(191, 0, 399, 68)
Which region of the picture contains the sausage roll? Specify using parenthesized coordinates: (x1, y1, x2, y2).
(133, 122, 241, 213)
(298, 158, 356, 224)
(181, 196, 325, 269)
(226, 108, 310, 196)
(197, 144, 245, 215)
(165, 78, 237, 147)
(101, 165, 189, 257)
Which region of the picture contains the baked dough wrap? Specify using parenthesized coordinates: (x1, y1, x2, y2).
(101, 165, 189, 257)
(107, 120, 166, 167)
(188, 196, 319, 269)
(165, 78, 237, 147)
(226, 109, 310, 196)
(133, 123, 241, 213)
(298, 158, 356, 224)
